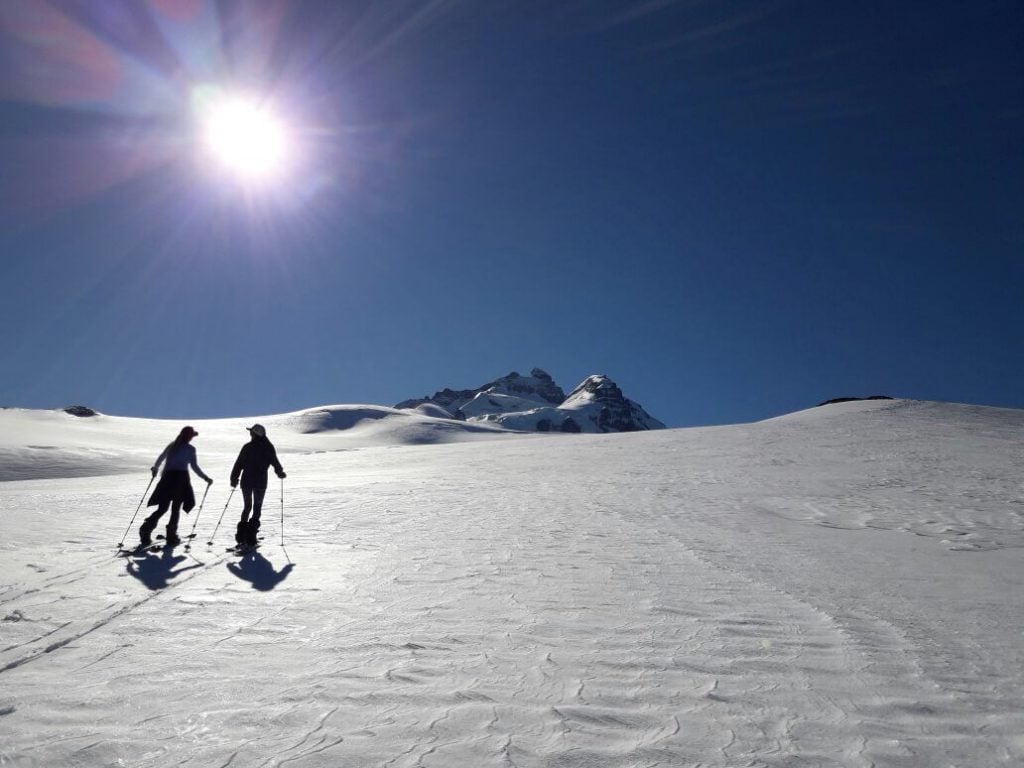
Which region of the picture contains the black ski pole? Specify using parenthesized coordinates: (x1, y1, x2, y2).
(184, 483, 211, 550)
(117, 474, 156, 549)
(207, 486, 236, 545)
(279, 477, 292, 564)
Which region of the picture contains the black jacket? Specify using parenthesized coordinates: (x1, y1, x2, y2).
(230, 436, 284, 489)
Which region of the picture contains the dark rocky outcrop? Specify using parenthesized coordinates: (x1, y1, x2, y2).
(64, 405, 98, 417)
(562, 375, 665, 432)
(817, 396, 894, 407)
(396, 368, 566, 419)
(489, 369, 566, 406)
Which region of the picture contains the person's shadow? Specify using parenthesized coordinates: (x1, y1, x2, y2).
(126, 547, 202, 590)
(227, 550, 294, 591)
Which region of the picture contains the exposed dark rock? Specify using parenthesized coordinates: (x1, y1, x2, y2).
(563, 375, 665, 432)
(396, 368, 565, 416)
(817, 396, 894, 407)
(494, 368, 566, 406)
(64, 405, 98, 417)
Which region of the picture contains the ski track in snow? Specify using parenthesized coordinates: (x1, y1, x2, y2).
(0, 399, 1022, 766)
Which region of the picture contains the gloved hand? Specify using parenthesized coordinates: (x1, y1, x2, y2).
(277, 471, 287, 479)
(151, 467, 158, 478)
(231, 481, 238, 488)
(206, 477, 214, 485)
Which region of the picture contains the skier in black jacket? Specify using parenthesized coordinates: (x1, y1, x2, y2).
(230, 424, 286, 547)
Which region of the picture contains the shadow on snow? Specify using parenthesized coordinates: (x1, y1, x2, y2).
(227, 550, 293, 591)
(125, 547, 202, 590)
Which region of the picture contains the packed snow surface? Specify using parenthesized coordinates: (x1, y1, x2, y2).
(1, 398, 1023, 766)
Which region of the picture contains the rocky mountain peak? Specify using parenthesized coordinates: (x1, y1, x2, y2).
(564, 374, 619, 402)
(562, 374, 664, 433)
(484, 369, 566, 406)
(397, 369, 664, 433)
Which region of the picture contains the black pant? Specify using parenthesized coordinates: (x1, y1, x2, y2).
(141, 500, 182, 542)
(237, 486, 267, 544)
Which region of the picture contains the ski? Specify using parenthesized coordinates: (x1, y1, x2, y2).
(119, 543, 163, 555)
(226, 544, 260, 555)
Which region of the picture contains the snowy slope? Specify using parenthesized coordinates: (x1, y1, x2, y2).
(460, 391, 552, 420)
(1, 398, 1023, 766)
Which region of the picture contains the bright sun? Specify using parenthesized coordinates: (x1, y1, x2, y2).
(194, 87, 289, 180)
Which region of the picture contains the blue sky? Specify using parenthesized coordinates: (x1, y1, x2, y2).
(0, 0, 1021, 427)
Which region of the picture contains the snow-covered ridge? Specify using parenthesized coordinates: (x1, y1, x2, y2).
(396, 368, 665, 433)
(2, 378, 665, 482)
(0, 404, 523, 482)
(0, 369, 663, 481)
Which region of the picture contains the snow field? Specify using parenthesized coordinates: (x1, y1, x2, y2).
(1, 399, 1023, 766)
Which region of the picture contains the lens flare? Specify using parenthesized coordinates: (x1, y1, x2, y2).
(194, 87, 289, 180)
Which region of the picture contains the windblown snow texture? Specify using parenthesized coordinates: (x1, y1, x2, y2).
(1, 398, 1022, 766)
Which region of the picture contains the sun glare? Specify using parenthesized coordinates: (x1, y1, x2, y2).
(195, 87, 289, 181)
